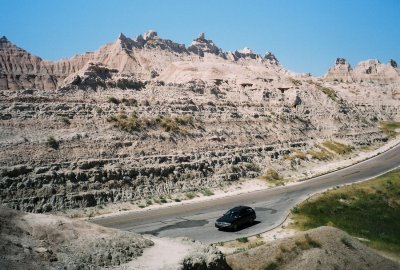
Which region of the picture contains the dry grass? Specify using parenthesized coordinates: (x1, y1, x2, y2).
(107, 113, 194, 134)
(379, 121, 400, 137)
(321, 141, 353, 155)
(260, 169, 284, 186)
(307, 149, 331, 160)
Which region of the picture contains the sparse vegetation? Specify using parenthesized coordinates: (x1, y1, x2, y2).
(264, 261, 278, 270)
(379, 121, 400, 137)
(107, 113, 144, 132)
(201, 188, 214, 196)
(107, 113, 194, 134)
(60, 117, 71, 125)
(312, 82, 338, 101)
(307, 149, 331, 160)
(260, 169, 284, 186)
(291, 169, 400, 254)
(108, 96, 121, 104)
(237, 237, 249, 243)
(47, 136, 59, 149)
(293, 150, 306, 160)
(159, 196, 168, 204)
(294, 234, 322, 250)
(185, 192, 196, 200)
(289, 77, 302, 86)
(146, 199, 153, 206)
(321, 141, 353, 155)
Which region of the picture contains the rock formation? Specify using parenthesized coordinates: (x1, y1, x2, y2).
(0, 30, 399, 213)
(188, 32, 223, 57)
(325, 57, 400, 83)
(325, 58, 354, 82)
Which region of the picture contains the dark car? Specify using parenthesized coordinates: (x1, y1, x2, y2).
(215, 206, 256, 231)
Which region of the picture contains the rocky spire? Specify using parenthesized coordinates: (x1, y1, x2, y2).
(389, 59, 397, 68)
(143, 30, 158, 41)
(118, 33, 127, 41)
(264, 51, 279, 65)
(188, 33, 222, 57)
(336, 58, 348, 65)
(325, 57, 353, 82)
(0, 36, 12, 49)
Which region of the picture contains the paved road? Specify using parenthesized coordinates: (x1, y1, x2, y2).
(92, 143, 400, 244)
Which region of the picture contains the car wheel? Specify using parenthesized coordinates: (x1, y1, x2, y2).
(233, 224, 238, 231)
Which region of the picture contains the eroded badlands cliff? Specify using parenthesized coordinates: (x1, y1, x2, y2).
(0, 31, 399, 213)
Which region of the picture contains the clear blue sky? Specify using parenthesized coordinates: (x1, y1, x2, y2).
(1, 0, 399, 75)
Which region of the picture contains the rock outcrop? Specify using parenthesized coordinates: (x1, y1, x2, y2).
(325, 58, 353, 82)
(325, 57, 400, 82)
(0, 30, 399, 213)
(353, 59, 400, 83)
(0, 206, 153, 269)
(0, 36, 61, 90)
(188, 33, 224, 57)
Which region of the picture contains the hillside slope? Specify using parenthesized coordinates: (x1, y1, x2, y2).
(0, 31, 399, 213)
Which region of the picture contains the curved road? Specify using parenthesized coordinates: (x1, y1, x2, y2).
(92, 143, 400, 244)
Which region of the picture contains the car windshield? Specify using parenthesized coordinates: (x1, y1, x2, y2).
(224, 209, 239, 217)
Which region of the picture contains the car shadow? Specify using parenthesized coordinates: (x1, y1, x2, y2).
(218, 220, 261, 232)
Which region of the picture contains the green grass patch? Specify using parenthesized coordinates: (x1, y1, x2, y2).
(291, 169, 400, 254)
(321, 140, 353, 155)
(379, 121, 400, 137)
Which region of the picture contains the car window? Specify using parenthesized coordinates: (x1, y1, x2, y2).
(224, 210, 239, 217)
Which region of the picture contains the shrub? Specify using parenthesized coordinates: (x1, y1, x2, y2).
(201, 189, 214, 196)
(107, 113, 143, 133)
(185, 192, 196, 199)
(47, 136, 59, 149)
(60, 117, 71, 125)
(108, 97, 120, 104)
(261, 169, 284, 185)
(264, 261, 278, 270)
(237, 237, 249, 243)
(291, 206, 300, 214)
